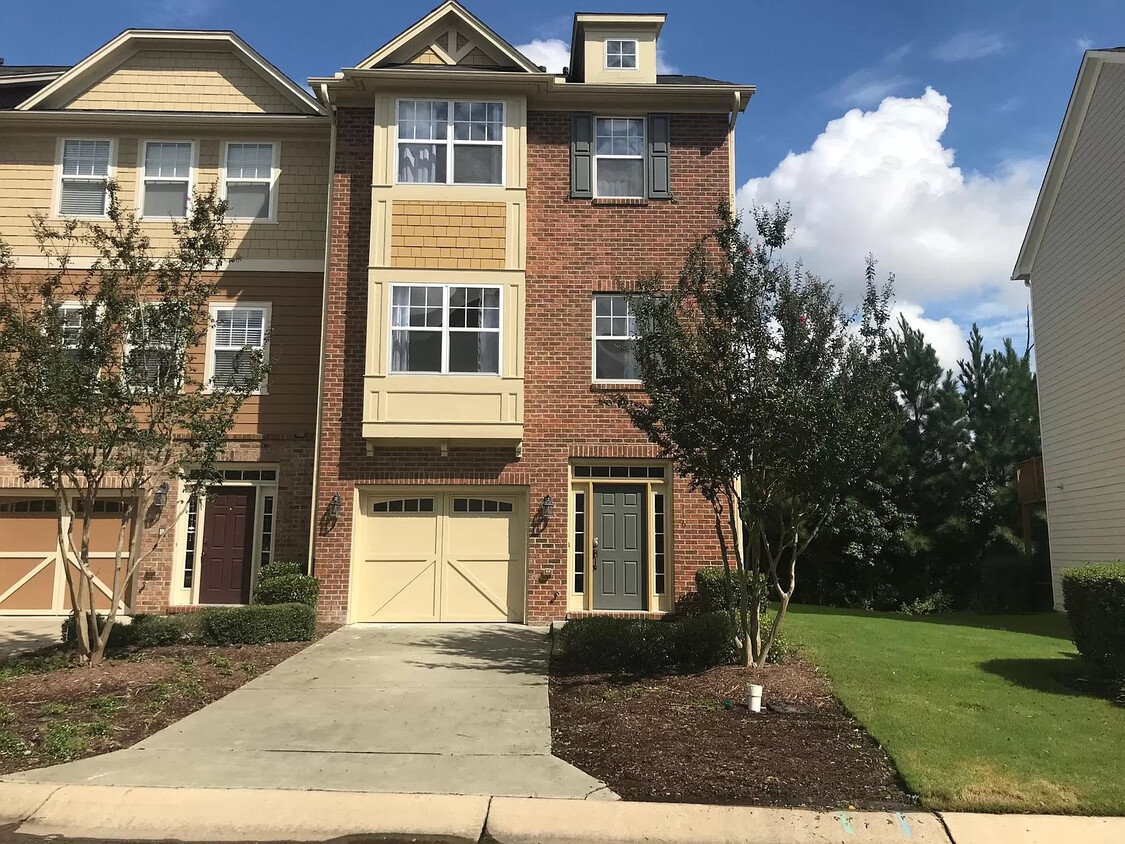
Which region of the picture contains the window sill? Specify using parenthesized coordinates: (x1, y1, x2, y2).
(590, 197, 648, 207)
(590, 381, 644, 392)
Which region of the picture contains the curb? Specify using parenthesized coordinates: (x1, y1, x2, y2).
(940, 811, 1125, 844)
(0, 783, 60, 825)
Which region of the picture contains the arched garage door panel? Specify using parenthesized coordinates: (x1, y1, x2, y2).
(354, 492, 524, 623)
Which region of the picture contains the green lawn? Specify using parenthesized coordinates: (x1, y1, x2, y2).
(783, 605, 1125, 815)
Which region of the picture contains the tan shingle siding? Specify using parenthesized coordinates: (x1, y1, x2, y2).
(1028, 61, 1125, 603)
(65, 49, 304, 114)
(390, 201, 506, 268)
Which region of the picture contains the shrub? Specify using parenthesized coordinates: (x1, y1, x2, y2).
(1062, 563, 1125, 674)
(971, 555, 1041, 613)
(900, 590, 955, 616)
(253, 573, 319, 607)
(62, 612, 204, 649)
(694, 567, 787, 664)
(555, 613, 735, 673)
(202, 603, 316, 646)
(257, 560, 306, 579)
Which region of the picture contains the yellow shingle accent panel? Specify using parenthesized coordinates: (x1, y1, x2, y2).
(390, 201, 507, 269)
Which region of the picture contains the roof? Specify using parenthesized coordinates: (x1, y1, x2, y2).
(0, 65, 70, 78)
(657, 74, 736, 86)
(1013, 48, 1125, 280)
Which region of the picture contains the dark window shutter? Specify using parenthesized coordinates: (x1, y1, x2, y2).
(571, 113, 594, 199)
(647, 114, 671, 200)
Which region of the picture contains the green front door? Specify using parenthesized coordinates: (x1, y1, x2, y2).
(593, 484, 645, 610)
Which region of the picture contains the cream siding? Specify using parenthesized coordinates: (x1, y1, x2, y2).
(1027, 60, 1125, 606)
(64, 49, 305, 114)
(0, 130, 328, 262)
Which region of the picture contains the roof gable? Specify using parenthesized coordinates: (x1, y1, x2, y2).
(17, 30, 324, 115)
(354, 1, 541, 73)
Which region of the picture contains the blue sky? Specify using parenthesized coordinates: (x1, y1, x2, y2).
(4, 0, 1121, 367)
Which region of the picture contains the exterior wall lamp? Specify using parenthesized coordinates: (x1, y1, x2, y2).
(327, 493, 342, 519)
(541, 494, 554, 520)
(153, 482, 169, 508)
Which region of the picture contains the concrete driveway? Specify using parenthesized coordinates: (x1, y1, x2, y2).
(0, 617, 62, 660)
(5, 624, 613, 799)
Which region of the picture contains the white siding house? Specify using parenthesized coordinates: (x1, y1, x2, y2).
(1013, 51, 1125, 607)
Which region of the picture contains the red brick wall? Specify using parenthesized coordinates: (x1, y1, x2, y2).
(313, 108, 733, 624)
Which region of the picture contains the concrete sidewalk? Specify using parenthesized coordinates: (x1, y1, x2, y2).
(0, 618, 62, 660)
(3, 783, 1123, 844)
(5, 624, 610, 799)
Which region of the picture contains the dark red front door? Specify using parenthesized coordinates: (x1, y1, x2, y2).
(199, 488, 255, 605)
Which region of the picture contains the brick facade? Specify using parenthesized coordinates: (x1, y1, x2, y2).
(312, 108, 733, 624)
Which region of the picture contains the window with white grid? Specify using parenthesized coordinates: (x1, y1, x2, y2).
(397, 100, 504, 185)
(593, 294, 640, 382)
(210, 306, 268, 390)
(59, 139, 112, 216)
(605, 39, 638, 70)
(142, 141, 192, 218)
(124, 305, 181, 390)
(224, 143, 275, 220)
(594, 118, 644, 198)
(390, 284, 501, 374)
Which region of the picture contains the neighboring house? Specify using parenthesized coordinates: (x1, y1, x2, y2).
(1013, 48, 1125, 608)
(0, 31, 330, 615)
(308, 2, 751, 624)
(0, 2, 753, 626)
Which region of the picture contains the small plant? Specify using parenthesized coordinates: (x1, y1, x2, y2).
(41, 702, 73, 716)
(0, 729, 29, 757)
(203, 603, 316, 645)
(0, 652, 71, 682)
(43, 723, 87, 761)
(900, 591, 954, 616)
(207, 654, 234, 675)
(85, 717, 111, 737)
(556, 614, 736, 673)
(87, 696, 123, 714)
(252, 567, 319, 608)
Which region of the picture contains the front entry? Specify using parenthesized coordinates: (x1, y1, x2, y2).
(199, 488, 255, 605)
(593, 484, 645, 610)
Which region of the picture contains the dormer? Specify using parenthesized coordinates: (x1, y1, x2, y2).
(568, 13, 666, 85)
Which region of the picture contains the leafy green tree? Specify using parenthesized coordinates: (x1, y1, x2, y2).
(611, 204, 896, 666)
(0, 184, 264, 665)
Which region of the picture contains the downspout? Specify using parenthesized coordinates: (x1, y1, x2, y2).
(307, 83, 337, 574)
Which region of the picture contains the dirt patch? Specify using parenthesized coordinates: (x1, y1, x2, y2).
(0, 627, 335, 775)
(550, 656, 915, 809)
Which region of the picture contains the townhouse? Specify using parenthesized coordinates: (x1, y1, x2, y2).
(0, 2, 753, 626)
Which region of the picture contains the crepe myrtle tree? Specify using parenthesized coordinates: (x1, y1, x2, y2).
(0, 183, 265, 665)
(611, 203, 896, 667)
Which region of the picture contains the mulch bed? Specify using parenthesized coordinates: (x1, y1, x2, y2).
(0, 626, 336, 776)
(550, 656, 915, 809)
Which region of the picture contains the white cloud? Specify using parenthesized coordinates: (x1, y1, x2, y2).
(932, 31, 1007, 62)
(656, 50, 678, 75)
(893, 303, 966, 373)
(738, 88, 1041, 350)
(516, 38, 570, 73)
(1077, 37, 1095, 52)
(826, 68, 915, 108)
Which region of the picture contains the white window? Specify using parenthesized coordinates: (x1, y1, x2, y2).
(594, 118, 644, 198)
(223, 143, 276, 220)
(390, 284, 501, 375)
(397, 100, 504, 186)
(606, 39, 638, 70)
(59, 305, 84, 351)
(59, 139, 112, 217)
(593, 294, 640, 382)
(141, 141, 193, 218)
(210, 305, 269, 391)
(123, 305, 180, 390)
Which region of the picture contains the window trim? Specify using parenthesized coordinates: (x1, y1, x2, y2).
(394, 98, 507, 187)
(138, 139, 196, 221)
(55, 137, 115, 219)
(605, 38, 639, 71)
(387, 282, 503, 377)
(591, 293, 641, 384)
(219, 141, 280, 223)
(204, 301, 271, 395)
(592, 116, 646, 199)
(57, 302, 84, 353)
(122, 302, 182, 392)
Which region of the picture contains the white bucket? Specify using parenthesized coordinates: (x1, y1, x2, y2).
(748, 683, 763, 713)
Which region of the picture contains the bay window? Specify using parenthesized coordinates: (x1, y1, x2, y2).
(390, 284, 501, 375)
(397, 100, 504, 185)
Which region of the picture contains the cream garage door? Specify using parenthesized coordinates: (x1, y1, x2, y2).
(353, 492, 524, 623)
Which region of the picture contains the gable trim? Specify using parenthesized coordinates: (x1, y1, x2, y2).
(354, 0, 541, 73)
(1012, 52, 1123, 280)
(16, 30, 325, 115)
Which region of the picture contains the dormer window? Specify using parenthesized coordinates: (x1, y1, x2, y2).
(605, 39, 638, 70)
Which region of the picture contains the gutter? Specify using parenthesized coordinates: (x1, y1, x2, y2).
(307, 82, 337, 574)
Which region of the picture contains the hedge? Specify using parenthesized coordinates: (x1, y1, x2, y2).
(695, 566, 770, 615)
(62, 603, 315, 649)
(1062, 563, 1125, 674)
(253, 574, 319, 607)
(554, 613, 736, 673)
